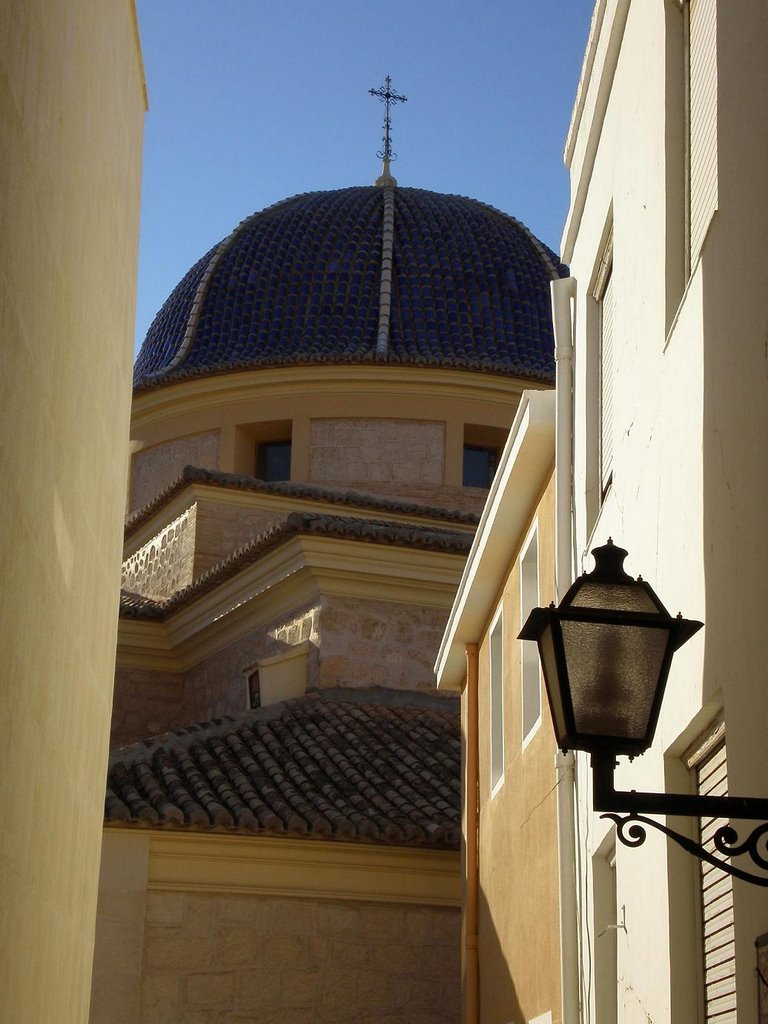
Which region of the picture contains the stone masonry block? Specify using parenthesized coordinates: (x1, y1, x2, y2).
(237, 968, 282, 1011)
(140, 972, 180, 1022)
(184, 972, 237, 1009)
(279, 969, 320, 1007)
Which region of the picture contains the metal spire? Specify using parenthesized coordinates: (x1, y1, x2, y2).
(369, 76, 407, 184)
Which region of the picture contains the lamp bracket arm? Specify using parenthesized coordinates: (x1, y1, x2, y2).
(591, 751, 768, 820)
(601, 811, 768, 887)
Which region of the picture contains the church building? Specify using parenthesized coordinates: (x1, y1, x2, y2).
(89, 131, 567, 1022)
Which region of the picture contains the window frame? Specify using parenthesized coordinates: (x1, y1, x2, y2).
(489, 605, 505, 796)
(520, 521, 542, 748)
(593, 229, 615, 503)
(255, 438, 292, 482)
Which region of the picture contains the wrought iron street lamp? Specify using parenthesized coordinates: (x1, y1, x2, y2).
(520, 540, 768, 886)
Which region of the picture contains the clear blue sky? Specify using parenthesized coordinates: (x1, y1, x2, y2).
(134, 1, 595, 351)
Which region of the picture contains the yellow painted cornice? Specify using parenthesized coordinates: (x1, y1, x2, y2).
(118, 534, 466, 670)
(115, 829, 461, 907)
(118, 618, 181, 672)
(132, 365, 535, 431)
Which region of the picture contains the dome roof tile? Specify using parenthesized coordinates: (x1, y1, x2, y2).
(134, 186, 567, 390)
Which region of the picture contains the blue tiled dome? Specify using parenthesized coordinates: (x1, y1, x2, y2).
(134, 186, 568, 390)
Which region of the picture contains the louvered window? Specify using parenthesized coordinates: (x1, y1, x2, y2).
(686, 724, 737, 1024)
(594, 234, 614, 498)
(689, 0, 718, 265)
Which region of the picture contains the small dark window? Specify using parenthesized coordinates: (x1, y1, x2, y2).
(463, 445, 498, 488)
(256, 440, 291, 482)
(248, 670, 260, 709)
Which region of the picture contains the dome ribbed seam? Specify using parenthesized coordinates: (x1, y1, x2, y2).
(143, 200, 303, 379)
(375, 182, 396, 359)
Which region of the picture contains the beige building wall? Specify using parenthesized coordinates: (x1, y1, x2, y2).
(91, 832, 461, 1024)
(475, 476, 561, 1024)
(0, 1, 145, 1020)
(435, 391, 559, 1024)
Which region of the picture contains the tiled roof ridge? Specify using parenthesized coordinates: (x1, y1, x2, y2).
(125, 464, 480, 536)
(111, 687, 459, 763)
(105, 688, 461, 848)
(374, 181, 396, 357)
(120, 510, 472, 620)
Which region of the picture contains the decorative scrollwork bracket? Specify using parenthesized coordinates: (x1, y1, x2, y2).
(601, 812, 768, 887)
(592, 751, 768, 887)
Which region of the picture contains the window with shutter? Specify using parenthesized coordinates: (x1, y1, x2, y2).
(489, 609, 505, 794)
(688, 0, 718, 266)
(686, 724, 738, 1024)
(520, 525, 541, 746)
(593, 232, 614, 499)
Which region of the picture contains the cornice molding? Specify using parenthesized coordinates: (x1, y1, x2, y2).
(123, 830, 461, 907)
(132, 365, 532, 431)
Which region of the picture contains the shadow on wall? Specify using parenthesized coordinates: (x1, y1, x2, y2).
(700, 44, 768, 1002)
(477, 888, 525, 1024)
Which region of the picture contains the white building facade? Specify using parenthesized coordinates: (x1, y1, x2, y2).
(559, 1, 768, 1021)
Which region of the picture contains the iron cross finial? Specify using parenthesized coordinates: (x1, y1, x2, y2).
(369, 75, 407, 164)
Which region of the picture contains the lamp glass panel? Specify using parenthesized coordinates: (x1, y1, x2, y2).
(560, 621, 670, 741)
(538, 623, 568, 743)
(569, 582, 659, 613)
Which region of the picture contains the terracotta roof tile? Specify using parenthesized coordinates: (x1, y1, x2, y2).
(106, 690, 461, 849)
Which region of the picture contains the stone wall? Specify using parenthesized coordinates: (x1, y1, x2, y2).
(111, 668, 185, 748)
(139, 891, 460, 1024)
(318, 596, 450, 693)
(122, 507, 197, 600)
(131, 430, 220, 512)
(310, 419, 444, 489)
(194, 501, 285, 575)
(113, 604, 322, 747)
(180, 604, 321, 726)
(335, 481, 488, 516)
(113, 593, 451, 748)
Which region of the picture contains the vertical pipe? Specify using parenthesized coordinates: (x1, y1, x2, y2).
(552, 276, 577, 603)
(551, 276, 581, 1023)
(556, 750, 580, 1023)
(464, 643, 480, 1024)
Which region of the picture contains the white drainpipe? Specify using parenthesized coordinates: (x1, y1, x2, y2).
(551, 275, 580, 1024)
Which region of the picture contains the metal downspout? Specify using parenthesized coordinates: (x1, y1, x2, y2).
(464, 643, 480, 1024)
(552, 276, 580, 1024)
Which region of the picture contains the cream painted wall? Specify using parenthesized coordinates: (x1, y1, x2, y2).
(0, 2, 145, 1020)
(475, 476, 561, 1024)
(564, 0, 768, 1019)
